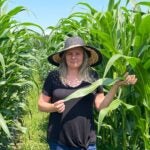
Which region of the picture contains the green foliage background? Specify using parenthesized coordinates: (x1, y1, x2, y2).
(0, 0, 150, 149)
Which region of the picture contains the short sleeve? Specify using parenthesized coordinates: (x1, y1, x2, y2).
(42, 72, 53, 97)
(90, 69, 103, 94)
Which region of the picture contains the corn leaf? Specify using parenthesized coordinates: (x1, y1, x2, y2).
(0, 80, 6, 86)
(0, 113, 11, 138)
(0, 0, 5, 7)
(103, 54, 123, 78)
(0, 53, 5, 77)
(64, 77, 123, 102)
(136, 2, 150, 7)
(14, 120, 27, 134)
(7, 6, 25, 16)
(103, 54, 140, 78)
(139, 14, 150, 35)
(20, 22, 45, 34)
(98, 99, 122, 132)
(97, 99, 135, 132)
(108, 0, 114, 11)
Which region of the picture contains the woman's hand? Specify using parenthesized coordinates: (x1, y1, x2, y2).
(53, 100, 65, 113)
(115, 72, 137, 87)
(95, 72, 137, 110)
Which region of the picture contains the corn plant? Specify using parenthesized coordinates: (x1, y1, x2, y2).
(45, 0, 150, 149)
(1, 0, 149, 149)
(0, 0, 47, 148)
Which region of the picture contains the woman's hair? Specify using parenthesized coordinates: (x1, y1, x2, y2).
(59, 48, 94, 85)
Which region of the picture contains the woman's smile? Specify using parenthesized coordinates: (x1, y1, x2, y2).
(65, 47, 84, 69)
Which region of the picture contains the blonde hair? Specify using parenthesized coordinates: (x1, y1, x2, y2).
(59, 49, 94, 85)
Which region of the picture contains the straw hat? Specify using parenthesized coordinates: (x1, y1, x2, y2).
(48, 36, 102, 66)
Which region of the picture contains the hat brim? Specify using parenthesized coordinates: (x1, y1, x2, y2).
(48, 45, 102, 67)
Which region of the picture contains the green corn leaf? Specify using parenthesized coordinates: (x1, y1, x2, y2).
(0, 113, 11, 138)
(64, 77, 123, 102)
(114, 0, 121, 9)
(77, 2, 97, 14)
(20, 22, 45, 34)
(0, 53, 5, 77)
(11, 80, 38, 91)
(133, 35, 141, 49)
(14, 120, 27, 134)
(126, 56, 140, 68)
(7, 6, 25, 16)
(138, 45, 150, 57)
(0, 80, 6, 86)
(139, 14, 150, 35)
(103, 54, 140, 78)
(134, 13, 141, 32)
(144, 59, 150, 70)
(136, 2, 150, 7)
(0, 0, 6, 7)
(98, 99, 122, 132)
(98, 99, 135, 132)
(19, 53, 40, 65)
(108, 0, 114, 11)
(103, 54, 123, 78)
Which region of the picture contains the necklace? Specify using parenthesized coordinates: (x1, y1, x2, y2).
(65, 78, 82, 87)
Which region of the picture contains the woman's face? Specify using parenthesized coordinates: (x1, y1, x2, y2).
(65, 47, 84, 69)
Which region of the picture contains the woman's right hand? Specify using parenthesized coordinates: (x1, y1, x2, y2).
(53, 100, 65, 113)
(115, 72, 137, 87)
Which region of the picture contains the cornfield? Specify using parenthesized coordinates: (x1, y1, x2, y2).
(0, 0, 150, 149)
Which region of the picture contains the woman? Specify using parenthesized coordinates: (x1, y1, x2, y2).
(38, 36, 137, 150)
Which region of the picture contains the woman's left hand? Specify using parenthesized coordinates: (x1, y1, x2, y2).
(115, 72, 137, 86)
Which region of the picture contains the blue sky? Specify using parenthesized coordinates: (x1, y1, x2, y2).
(7, 0, 148, 32)
(8, 0, 109, 30)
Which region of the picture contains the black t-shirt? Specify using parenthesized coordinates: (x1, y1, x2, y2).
(42, 70, 103, 149)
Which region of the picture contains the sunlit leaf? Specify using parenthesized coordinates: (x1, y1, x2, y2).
(98, 99, 122, 132)
(0, 113, 11, 138)
(64, 77, 123, 102)
(0, 53, 5, 77)
(139, 14, 150, 35)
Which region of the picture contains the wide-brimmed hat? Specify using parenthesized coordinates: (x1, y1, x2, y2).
(48, 36, 102, 66)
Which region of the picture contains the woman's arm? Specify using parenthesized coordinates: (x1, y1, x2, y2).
(94, 84, 119, 110)
(38, 93, 65, 113)
(94, 73, 137, 111)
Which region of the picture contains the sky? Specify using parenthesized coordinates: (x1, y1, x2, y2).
(7, 0, 148, 33)
(7, 0, 109, 31)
